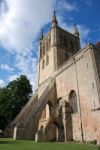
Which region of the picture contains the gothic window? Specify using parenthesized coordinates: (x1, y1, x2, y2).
(59, 34, 62, 43)
(70, 41, 73, 52)
(92, 82, 94, 89)
(48, 35, 51, 48)
(62, 36, 65, 46)
(42, 59, 45, 69)
(43, 44, 45, 55)
(65, 41, 67, 48)
(40, 50, 42, 58)
(45, 42, 47, 52)
(60, 34, 64, 46)
(46, 41, 48, 50)
(69, 90, 78, 113)
(46, 55, 49, 65)
(65, 52, 69, 60)
(40, 43, 42, 58)
(64, 37, 67, 48)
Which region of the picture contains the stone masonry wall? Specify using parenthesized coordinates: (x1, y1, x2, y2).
(55, 45, 100, 142)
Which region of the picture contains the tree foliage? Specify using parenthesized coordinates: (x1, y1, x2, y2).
(0, 75, 32, 130)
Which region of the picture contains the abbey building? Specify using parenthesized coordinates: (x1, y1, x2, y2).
(6, 12, 100, 144)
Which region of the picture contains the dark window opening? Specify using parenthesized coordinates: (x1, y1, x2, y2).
(69, 90, 78, 113)
(65, 52, 69, 60)
(46, 55, 49, 65)
(70, 41, 73, 52)
(42, 59, 45, 69)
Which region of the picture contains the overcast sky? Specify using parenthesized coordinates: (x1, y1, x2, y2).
(0, 0, 100, 91)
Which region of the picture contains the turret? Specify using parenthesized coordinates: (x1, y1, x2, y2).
(73, 24, 79, 38)
(39, 28, 44, 41)
(51, 11, 58, 46)
(39, 29, 44, 60)
(52, 11, 58, 28)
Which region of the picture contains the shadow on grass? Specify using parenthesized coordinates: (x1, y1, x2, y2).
(0, 141, 15, 144)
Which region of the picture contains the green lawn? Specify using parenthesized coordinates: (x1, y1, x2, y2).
(0, 138, 99, 150)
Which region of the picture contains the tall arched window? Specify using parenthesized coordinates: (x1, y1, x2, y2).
(69, 90, 78, 113)
(65, 52, 69, 60)
(42, 59, 45, 69)
(48, 35, 51, 48)
(46, 55, 49, 65)
(70, 41, 73, 52)
(64, 37, 67, 48)
(43, 44, 45, 55)
(46, 41, 48, 50)
(40, 43, 42, 58)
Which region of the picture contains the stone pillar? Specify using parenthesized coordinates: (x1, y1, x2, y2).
(35, 131, 45, 142)
(62, 101, 67, 142)
(35, 126, 46, 142)
(62, 101, 73, 142)
(97, 131, 100, 145)
(13, 126, 17, 140)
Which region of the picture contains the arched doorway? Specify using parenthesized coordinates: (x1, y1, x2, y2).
(63, 101, 73, 141)
(44, 114, 65, 142)
(64, 90, 78, 141)
(54, 114, 65, 142)
(44, 102, 65, 142)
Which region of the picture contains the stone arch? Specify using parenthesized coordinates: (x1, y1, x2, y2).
(38, 101, 52, 131)
(45, 102, 51, 119)
(70, 40, 73, 52)
(44, 102, 65, 142)
(44, 115, 65, 142)
(47, 100, 52, 113)
(40, 125, 44, 131)
(39, 101, 52, 121)
(39, 100, 54, 141)
(69, 90, 78, 113)
(63, 101, 73, 141)
(54, 115, 65, 142)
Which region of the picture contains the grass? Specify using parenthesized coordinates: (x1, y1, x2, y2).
(0, 138, 99, 150)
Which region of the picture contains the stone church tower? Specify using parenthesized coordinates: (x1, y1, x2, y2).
(5, 12, 100, 145)
(38, 12, 80, 84)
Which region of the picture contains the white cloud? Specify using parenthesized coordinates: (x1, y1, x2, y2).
(0, 0, 56, 91)
(0, 64, 14, 71)
(0, 79, 5, 87)
(57, 1, 78, 12)
(8, 46, 38, 91)
(0, 0, 55, 54)
(0, 0, 90, 91)
(8, 74, 19, 82)
(15, 52, 38, 91)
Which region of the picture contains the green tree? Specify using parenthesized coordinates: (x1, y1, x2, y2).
(0, 75, 32, 130)
(0, 87, 12, 129)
